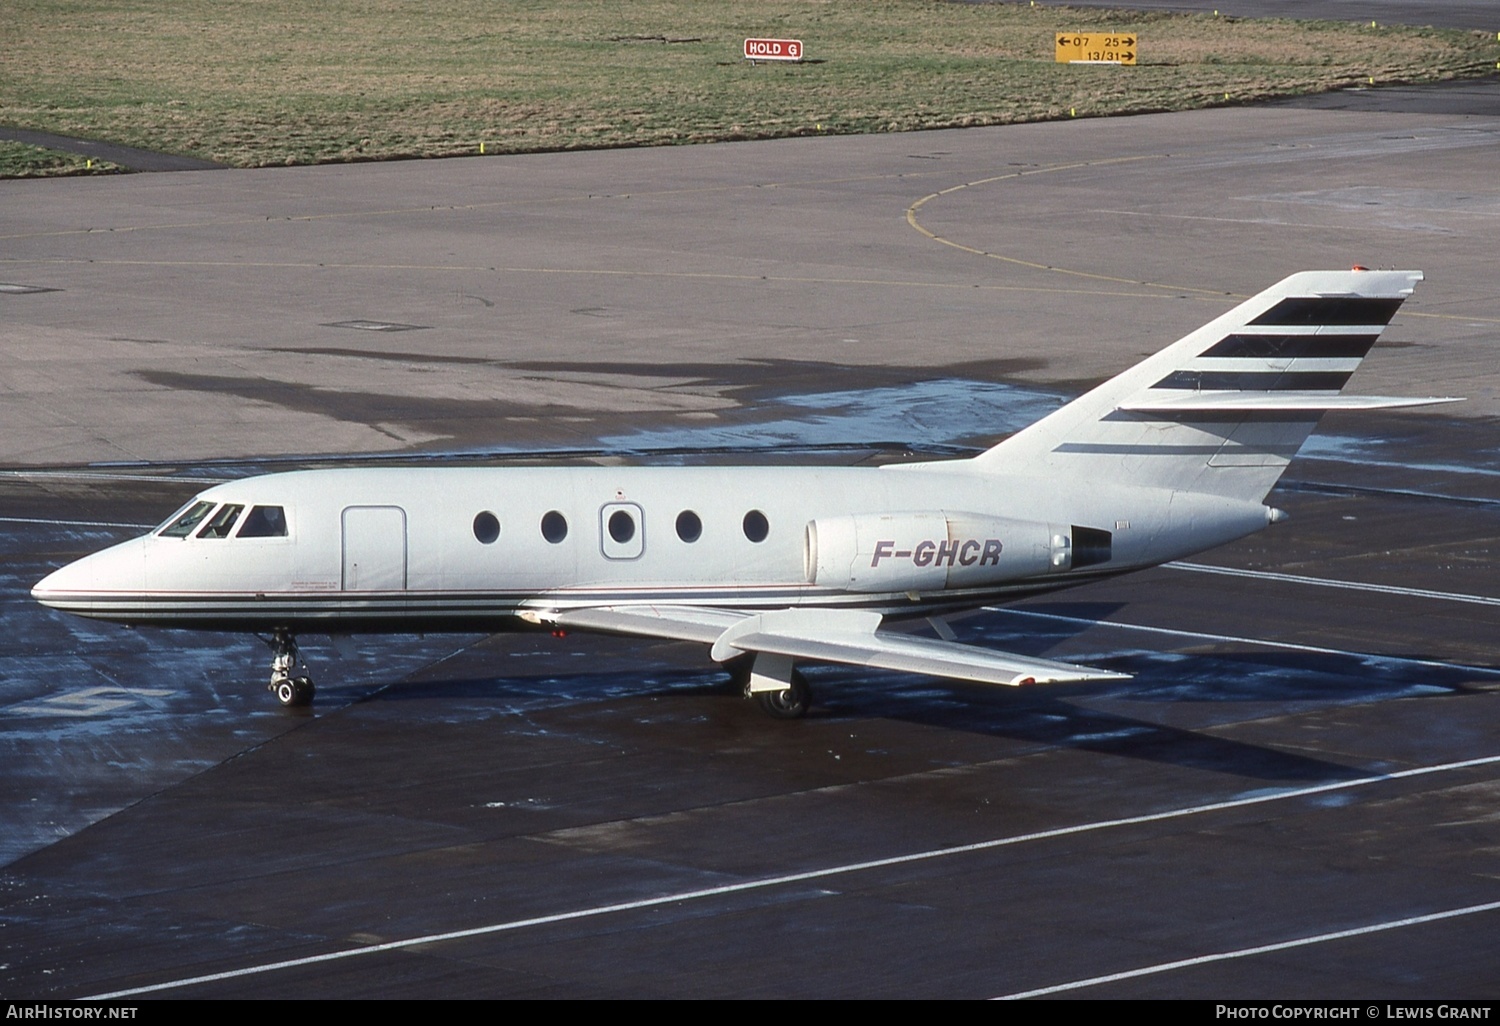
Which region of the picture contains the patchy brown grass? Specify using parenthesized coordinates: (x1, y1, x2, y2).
(0, 140, 123, 177)
(2, 1, 1494, 172)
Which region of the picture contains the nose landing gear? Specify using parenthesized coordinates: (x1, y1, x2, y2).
(263, 628, 314, 707)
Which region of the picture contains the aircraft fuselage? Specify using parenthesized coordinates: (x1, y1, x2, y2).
(31, 463, 1269, 633)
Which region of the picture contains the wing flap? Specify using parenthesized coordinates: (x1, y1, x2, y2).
(532, 604, 1125, 687)
(536, 603, 744, 644)
(711, 607, 1126, 687)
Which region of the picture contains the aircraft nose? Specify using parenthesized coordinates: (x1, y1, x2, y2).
(32, 537, 148, 612)
(31, 561, 83, 606)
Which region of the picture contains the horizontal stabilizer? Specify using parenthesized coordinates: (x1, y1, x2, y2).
(1118, 393, 1463, 413)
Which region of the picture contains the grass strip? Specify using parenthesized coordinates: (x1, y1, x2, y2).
(2, 1, 1495, 174)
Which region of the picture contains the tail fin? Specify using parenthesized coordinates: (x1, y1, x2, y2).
(972, 269, 1457, 504)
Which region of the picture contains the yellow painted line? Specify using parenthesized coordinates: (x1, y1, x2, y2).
(903, 155, 1500, 323)
(1399, 308, 1500, 325)
(905, 154, 1236, 297)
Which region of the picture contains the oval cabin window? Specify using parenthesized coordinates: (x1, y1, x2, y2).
(473, 511, 500, 544)
(742, 510, 769, 543)
(540, 510, 568, 544)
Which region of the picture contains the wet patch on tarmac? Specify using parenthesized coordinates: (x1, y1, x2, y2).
(599, 376, 1063, 458)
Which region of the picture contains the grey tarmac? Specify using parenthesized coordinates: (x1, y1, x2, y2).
(1054, 0, 1498, 31)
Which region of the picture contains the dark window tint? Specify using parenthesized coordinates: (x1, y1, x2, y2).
(473, 511, 500, 544)
(607, 509, 635, 543)
(159, 500, 215, 538)
(675, 510, 702, 543)
(237, 505, 288, 538)
(742, 510, 769, 543)
(541, 510, 568, 544)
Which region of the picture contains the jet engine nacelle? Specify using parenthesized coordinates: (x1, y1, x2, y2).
(805, 511, 1110, 593)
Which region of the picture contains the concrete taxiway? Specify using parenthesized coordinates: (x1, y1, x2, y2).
(3, 63, 1500, 998)
(1061, 0, 1498, 32)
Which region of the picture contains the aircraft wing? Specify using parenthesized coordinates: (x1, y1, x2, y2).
(530, 603, 744, 645)
(532, 603, 1127, 687)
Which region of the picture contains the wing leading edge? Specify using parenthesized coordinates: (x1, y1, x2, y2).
(527, 603, 1127, 688)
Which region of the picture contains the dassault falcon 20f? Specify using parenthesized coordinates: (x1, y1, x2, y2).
(33, 270, 1455, 717)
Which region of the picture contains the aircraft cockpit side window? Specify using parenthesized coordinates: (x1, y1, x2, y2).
(197, 503, 245, 539)
(158, 500, 216, 538)
(237, 505, 289, 538)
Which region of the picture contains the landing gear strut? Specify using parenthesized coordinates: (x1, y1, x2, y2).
(263, 628, 314, 707)
(736, 652, 811, 720)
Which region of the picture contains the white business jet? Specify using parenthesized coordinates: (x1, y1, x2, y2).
(33, 270, 1454, 716)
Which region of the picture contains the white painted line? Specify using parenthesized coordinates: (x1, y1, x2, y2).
(996, 899, 1500, 999)
(991, 606, 1500, 677)
(1168, 561, 1500, 608)
(83, 753, 1500, 1000)
(0, 516, 151, 530)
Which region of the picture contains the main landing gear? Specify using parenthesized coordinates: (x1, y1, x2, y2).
(263, 628, 314, 707)
(734, 652, 811, 720)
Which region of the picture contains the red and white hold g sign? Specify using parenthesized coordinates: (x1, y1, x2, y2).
(744, 38, 803, 61)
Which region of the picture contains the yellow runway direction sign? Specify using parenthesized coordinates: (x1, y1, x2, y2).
(1055, 33, 1137, 65)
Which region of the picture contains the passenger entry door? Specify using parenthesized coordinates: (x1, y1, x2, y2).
(342, 506, 407, 591)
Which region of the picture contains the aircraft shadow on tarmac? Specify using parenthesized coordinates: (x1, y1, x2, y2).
(358, 600, 1474, 786)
